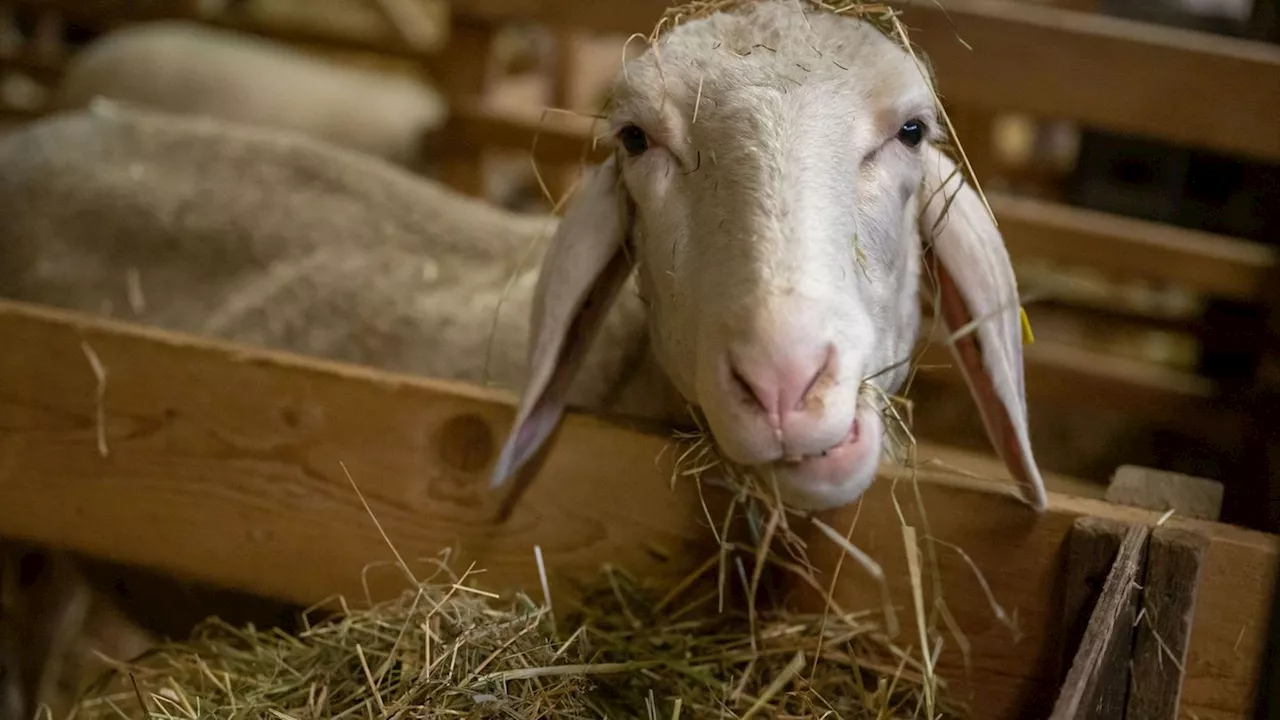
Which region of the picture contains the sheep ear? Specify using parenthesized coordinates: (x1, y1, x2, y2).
(490, 155, 632, 490)
(919, 144, 1048, 512)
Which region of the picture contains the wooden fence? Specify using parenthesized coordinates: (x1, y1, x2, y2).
(0, 297, 1275, 720)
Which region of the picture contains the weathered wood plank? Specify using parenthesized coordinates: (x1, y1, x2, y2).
(1257, 569, 1280, 719)
(0, 299, 717, 609)
(1059, 516, 1129, 678)
(0, 299, 1274, 720)
(1127, 526, 1210, 720)
(1107, 466, 1224, 521)
(1051, 519, 1149, 719)
(904, 0, 1280, 163)
(988, 194, 1277, 303)
(436, 17, 497, 196)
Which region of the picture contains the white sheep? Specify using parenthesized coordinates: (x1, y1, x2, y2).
(50, 19, 447, 170)
(1, 0, 1048, 516)
(0, 101, 675, 428)
(490, 0, 1050, 512)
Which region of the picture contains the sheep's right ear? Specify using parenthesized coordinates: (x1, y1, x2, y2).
(490, 154, 632, 490)
(918, 143, 1048, 512)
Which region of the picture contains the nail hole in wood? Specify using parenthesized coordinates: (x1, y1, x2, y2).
(435, 414, 495, 475)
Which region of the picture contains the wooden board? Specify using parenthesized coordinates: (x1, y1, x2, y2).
(0, 299, 1274, 720)
(1128, 526, 1210, 719)
(1051, 518, 1149, 719)
(1059, 516, 1130, 680)
(0, 299, 716, 608)
(988, 194, 1277, 303)
(902, 0, 1280, 163)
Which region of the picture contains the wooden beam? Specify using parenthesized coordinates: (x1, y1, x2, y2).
(1051, 518, 1149, 719)
(0, 299, 1273, 720)
(992, 194, 1277, 303)
(3, 0, 449, 65)
(914, 338, 1240, 443)
(1128, 526, 1210, 719)
(432, 99, 603, 168)
(436, 17, 496, 196)
(902, 0, 1280, 163)
(0, 52, 64, 82)
(1058, 516, 1128, 681)
(0, 298, 716, 609)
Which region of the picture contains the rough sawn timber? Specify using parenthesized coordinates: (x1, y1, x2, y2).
(1050, 518, 1149, 719)
(0, 299, 1273, 720)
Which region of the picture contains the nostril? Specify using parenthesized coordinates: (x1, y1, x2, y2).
(797, 344, 837, 410)
(730, 363, 770, 414)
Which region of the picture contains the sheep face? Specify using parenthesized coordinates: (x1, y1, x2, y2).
(611, 7, 935, 509)
(494, 1, 1049, 515)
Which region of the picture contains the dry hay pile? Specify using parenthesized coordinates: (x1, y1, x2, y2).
(72, 550, 964, 720)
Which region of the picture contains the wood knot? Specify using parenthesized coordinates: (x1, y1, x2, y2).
(434, 414, 495, 476)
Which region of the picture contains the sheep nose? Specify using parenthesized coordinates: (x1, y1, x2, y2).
(728, 341, 836, 427)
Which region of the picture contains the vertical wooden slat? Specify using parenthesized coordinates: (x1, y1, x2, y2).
(1059, 515, 1127, 673)
(1126, 526, 1209, 719)
(540, 26, 585, 205)
(1053, 517, 1150, 720)
(438, 15, 495, 197)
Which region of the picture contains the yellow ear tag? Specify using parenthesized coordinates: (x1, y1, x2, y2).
(1019, 306, 1035, 346)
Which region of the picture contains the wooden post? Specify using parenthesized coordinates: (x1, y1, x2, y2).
(437, 16, 495, 197)
(1056, 517, 1212, 719)
(542, 26, 586, 206)
(1060, 516, 1129, 672)
(1052, 518, 1150, 719)
(1126, 526, 1209, 719)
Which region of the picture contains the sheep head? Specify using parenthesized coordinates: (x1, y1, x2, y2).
(492, 0, 1048, 513)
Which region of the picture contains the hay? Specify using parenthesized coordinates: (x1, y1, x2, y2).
(70, 556, 967, 720)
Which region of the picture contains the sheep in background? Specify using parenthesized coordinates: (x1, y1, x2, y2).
(0, 102, 674, 424)
(51, 20, 448, 171)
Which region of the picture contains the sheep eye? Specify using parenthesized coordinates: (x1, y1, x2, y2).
(897, 119, 925, 148)
(617, 125, 650, 156)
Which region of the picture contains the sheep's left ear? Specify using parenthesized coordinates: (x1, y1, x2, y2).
(490, 154, 632, 492)
(918, 143, 1048, 512)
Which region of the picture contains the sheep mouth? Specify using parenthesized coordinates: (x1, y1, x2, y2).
(779, 416, 863, 464)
